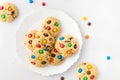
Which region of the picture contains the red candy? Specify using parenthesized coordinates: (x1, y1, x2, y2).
(28, 34, 32, 38)
(42, 2, 46, 6)
(0, 6, 4, 10)
(47, 26, 51, 30)
(31, 62, 36, 65)
(54, 48, 58, 53)
(36, 44, 41, 48)
(60, 44, 65, 48)
(90, 75, 95, 79)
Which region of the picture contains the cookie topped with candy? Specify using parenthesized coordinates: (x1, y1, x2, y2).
(24, 30, 38, 50)
(41, 17, 62, 37)
(76, 62, 98, 80)
(55, 35, 78, 57)
(49, 48, 65, 66)
(32, 30, 55, 52)
(24, 17, 79, 67)
(29, 48, 50, 67)
(0, 2, 18, 22)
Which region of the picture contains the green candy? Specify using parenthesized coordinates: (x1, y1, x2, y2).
(55, 22, 59, 27)
(39, 50, 44, 54)
(83, 77, 88, 80)
(1, 14, 6, 19)
(68, 43, 72, 47)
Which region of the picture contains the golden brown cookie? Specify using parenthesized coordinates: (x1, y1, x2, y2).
(76, 62, 98, 80)
(24, 30, 38, 50)
(49, 48, 65, 66)
(55, 35, 78, 57)
(0, 2, 18, 22)
(41, 17, 61, 37)
(32, 30, 55, 52)
(29, 48, 50, 67)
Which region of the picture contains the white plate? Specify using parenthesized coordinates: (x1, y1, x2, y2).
(16, 9, 83, 76)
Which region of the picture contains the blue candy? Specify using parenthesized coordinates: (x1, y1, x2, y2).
(31, 55, 35, 59)
(44, 48, 49, 51)
(106, 56, 111, 60)
(59, 36, 65, 40)
(78, 68, 82, 73)
(29, 0, 33, 3)
(57, 55, 62, 59)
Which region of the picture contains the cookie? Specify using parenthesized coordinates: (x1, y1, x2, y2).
(76, 62, 98, 80)
(29, 48, 50, 67)
(49, 48, 65, 66)
(0, 2, 18, 22)
(32, 30, 55, 52)
(41, 17, 61, 37)
(24, 30, 38, 50)
(55, 35, 78, 57)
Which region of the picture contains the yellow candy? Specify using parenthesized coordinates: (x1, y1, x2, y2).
(82, 16, 87, 21)
(42, 39, 47, 44)
(8, 6, 12, 11)
(38, 57, 42, 61)
(52, 28, 58, 33)
(87, 65, 92, 69)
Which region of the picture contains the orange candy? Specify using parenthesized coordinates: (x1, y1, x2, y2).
(8, 6, 12, 11)
(35, 34, 40, 38)
(49, 58, 54, 62)
(85, 34, 90, 39)
(67, 50, 72, 56)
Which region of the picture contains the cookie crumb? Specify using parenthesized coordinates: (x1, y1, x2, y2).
(60, 76, 64, 80)
(88, 22, 92, 26)
(41, 2, 46, 6)
(84, 34, 90, 39)
(29, 0, 33, 3)
(82, 16, 87, 21)
(106, 56, 111, 60)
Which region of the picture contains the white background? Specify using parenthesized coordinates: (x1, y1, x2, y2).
(0, 0, 120, 80)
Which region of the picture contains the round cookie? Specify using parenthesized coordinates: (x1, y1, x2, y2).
(76, 62, 98, 80)
(24, 30, 38, 50)
(29, 48, 50, 67)
(55, 35, 78, 57)
(41, 17, 61, 37)
(49, 48, 65, 66)
(32, 30, 55, 52)
(0, 2, 18, 22)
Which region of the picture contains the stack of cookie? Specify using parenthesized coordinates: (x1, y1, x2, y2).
(24, 17, 78, 67)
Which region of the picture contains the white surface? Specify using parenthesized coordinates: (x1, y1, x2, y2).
(16, 9, 83, 76)
(0, 0, 120, 80)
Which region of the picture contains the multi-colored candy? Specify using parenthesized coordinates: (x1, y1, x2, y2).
(29, 48, 50, 67)
(49, 48, 65, 66)
(32, 30, 55, 51)
(41, 17, 62, 37)
(24, 17, 79, 68)
(76, 62, 98, 80)
(55, 35, 78, 57)
(0, 2, 18, 22)
(24, 30, 38, 50)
